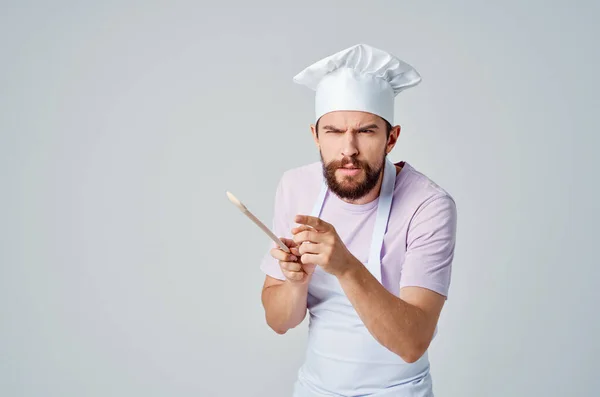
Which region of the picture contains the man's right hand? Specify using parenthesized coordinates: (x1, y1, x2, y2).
(270, 238, 316, 284)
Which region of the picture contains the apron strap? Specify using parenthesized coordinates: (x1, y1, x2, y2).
(367, 157, 397, 281)
(311, 177, 328, 218)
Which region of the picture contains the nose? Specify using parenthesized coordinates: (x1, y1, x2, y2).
(341, 132, 359, 158)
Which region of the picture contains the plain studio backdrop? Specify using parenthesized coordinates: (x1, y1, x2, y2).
(1, 1, 599, 396)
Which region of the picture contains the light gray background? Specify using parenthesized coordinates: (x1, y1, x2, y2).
(1, 1, 599, 396)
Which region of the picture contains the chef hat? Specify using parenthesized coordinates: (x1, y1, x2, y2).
(293, 43, 421, 125)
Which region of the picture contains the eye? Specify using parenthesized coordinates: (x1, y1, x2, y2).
(359, 129, 374, 133)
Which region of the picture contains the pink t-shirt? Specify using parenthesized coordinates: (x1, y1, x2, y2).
(260, 160, 457, 298)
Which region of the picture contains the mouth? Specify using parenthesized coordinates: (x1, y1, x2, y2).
(338, 167, 362, 176)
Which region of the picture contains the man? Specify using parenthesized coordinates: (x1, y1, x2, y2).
(260, 44, 457, 397)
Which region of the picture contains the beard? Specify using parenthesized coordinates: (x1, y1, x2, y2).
(320, 149, 386, 201)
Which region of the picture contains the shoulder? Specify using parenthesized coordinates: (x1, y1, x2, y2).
(283, 161, 322, 180)
(398, 162, 455, 202)
(277, 161, 322, 192)
(272, 161, 322, 214)
(399, 162, 454, 199)
(394, 162, 457, 219)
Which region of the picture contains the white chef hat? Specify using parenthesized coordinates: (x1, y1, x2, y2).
(293, 43, 421, 126)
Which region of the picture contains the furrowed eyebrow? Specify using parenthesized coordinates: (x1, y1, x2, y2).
(322, 125, 345, 132)
(357, 124, 379, 130)
(321, 124, 380, 132)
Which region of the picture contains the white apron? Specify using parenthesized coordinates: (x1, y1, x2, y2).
(292, 157, 434, 397)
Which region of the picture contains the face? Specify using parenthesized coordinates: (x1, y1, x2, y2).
(311, 111, 400, 201)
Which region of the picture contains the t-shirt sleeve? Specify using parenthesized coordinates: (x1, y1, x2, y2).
(259, 174, 289, 281)
(399, 194, 457, 299)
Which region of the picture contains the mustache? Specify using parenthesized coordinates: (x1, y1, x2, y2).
(329, 157, 366, 169)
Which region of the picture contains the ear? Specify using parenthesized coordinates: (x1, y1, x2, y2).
(386, 125, 401, 154)
(310, 124, 319, 148)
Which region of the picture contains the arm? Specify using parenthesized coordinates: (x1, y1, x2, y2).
(338, 195, 456, 362)
(258, 174, 316, 334)
(261, 238, 316, 334)
(261, 274, 310, 334)
(337, 262, 445, 362)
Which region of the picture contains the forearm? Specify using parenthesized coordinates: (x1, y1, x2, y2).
(337, 259, 431, 363)
(262, 281, 309, 334)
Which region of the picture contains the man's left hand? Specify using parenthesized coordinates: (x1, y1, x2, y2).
(291, 215, 359, 278)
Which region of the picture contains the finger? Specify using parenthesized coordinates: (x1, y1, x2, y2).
(291, 225, 314, 235)
(279, 237, 297, 248)
(300, 253, 321, 267)
(298, 241, 322, 255)
(290, 246, 301, 257)
(294, 215, 330, 232)
(270, 248, 298, 262)
(292, 230, 324, 245)
(279, 260, 302, 272)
